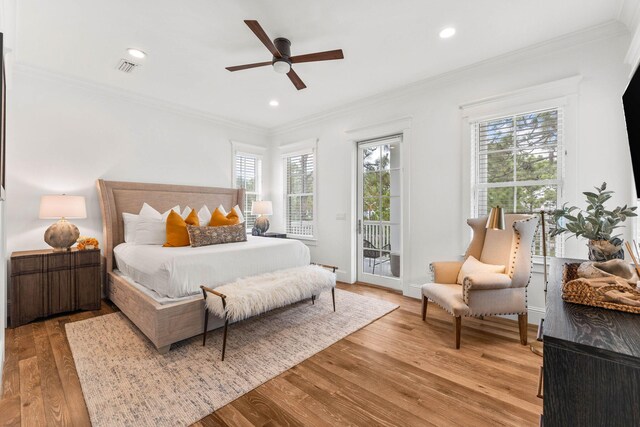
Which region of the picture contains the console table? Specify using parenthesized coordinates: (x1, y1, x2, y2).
(543, 257, 640, 426)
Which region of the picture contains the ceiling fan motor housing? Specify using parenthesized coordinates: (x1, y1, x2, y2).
(273, 37, 292, 66)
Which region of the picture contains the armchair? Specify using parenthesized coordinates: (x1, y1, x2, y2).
(421, 214, 539, 349)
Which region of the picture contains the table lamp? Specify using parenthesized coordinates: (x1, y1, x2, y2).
(39, 194, 87, 251)
(486, 206, 505, 230)
(251, 200, 273, 236)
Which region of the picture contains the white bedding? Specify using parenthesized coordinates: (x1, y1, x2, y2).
(113, 236, 310, 298)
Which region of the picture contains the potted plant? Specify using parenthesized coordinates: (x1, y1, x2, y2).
(550, 182, 637, 261)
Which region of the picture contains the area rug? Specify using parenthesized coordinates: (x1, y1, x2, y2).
(65, 288, 398, 427)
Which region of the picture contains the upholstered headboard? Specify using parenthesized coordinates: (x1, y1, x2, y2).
(96, 179, 245, 272)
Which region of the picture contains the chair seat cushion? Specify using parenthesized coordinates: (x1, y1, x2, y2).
(421, 283, 470, 316)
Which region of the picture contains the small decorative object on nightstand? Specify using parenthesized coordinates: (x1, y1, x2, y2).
(251, 200, 273, 236)
(10, 248, 101, 327)
(262, 232, 287, 238)
(39, 194, 87, 251)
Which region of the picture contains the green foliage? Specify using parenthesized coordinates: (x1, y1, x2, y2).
(483, 111, 559, 213)
(362, 145, 393, 221)
(550, 182, 637, 242)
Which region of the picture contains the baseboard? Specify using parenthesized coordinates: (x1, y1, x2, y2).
(335, 270, 351, 284)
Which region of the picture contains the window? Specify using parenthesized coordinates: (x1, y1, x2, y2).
(471, 108, 563, 256)
(284, 150, 315, 238)
(234, 153, 262, 231)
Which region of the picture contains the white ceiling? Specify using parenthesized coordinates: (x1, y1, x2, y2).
(15, 0, 626, 129)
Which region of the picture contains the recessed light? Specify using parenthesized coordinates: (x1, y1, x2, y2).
(127, 48, 147, 59)
(439, 27, 456, 39)
(269, 100, 279, 107)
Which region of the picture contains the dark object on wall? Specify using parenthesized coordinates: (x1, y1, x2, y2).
(9, 248, 101, 327)
(543, 258, 640, 426)
(623, 66, 640, 199)
(0, 32, 6, 199)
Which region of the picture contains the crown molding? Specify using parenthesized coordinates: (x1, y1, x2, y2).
(13, 63, 268, 135)
(619, 0, 640, 31)
(622, 0, 640, 72)
(268, 20, 628, 136)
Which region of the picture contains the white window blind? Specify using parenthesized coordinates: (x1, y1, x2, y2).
(284, 150, 315, 238)
(235, 153, 261, 230)
(472, 107, 563, 256)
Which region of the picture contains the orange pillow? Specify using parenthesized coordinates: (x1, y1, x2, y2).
(208, 207, 240, 226)
(163, 209, 200, 247)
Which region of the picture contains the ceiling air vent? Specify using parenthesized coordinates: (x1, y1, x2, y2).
(116, 59, 139, 73)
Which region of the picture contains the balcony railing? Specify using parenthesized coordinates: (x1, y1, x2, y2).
(362, 221, 392, 250)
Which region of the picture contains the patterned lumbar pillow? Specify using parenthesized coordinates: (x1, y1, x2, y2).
(187, 223, 247, 247)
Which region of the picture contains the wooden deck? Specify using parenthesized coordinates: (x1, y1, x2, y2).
(1, 283, 543, 426)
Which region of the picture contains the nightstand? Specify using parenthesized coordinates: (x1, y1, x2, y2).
(261, 232, 287, 238)
(10, 248, 102, 327)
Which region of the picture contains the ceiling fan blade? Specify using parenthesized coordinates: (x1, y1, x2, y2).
(290, 49, 344, 64)
(287, 69, 307, 90)
(244, 20, 281, 58)
(226, 61, 272, 72)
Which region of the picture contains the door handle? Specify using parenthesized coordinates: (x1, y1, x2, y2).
(358, 219, 362, 235)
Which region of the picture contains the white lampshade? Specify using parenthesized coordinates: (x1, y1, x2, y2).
(39, 195, 87, 219)
(251, 200, 273, 216)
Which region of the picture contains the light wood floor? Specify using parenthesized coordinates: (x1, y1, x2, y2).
(1, 283, 543, 426)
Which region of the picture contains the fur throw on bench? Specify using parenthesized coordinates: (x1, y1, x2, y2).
(204, 265, 336, 321)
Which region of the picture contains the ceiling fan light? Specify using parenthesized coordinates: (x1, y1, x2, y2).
(273, 60, 291, 74)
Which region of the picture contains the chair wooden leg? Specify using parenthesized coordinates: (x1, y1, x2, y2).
(202, 307, 209, 346)
(518, 313, 528, 345)
(421, 295, 428, 321)
(454, 316, 461, 349)
(311, 295, 315, 305)
(221, 318, 229, 361)
(331, 288, 336, 312)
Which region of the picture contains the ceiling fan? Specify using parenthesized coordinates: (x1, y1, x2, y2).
(226, 20, 344, 90)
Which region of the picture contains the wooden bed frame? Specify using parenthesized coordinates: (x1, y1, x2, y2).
(96, 179, 245, 353)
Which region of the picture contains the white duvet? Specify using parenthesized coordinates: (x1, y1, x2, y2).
(113, 236, 310, 298)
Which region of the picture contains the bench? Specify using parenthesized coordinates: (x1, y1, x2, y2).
(200, 264, 338, 360)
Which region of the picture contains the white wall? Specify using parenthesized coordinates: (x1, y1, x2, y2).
(267, 27, 636, 324)
(6, 70, 270, 254)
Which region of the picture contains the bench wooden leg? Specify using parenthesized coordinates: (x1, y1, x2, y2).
(203, 307, 209, 346)
(221, 318, 229, 361)
(331, 288, 335, 312)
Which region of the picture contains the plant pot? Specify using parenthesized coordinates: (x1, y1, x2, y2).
(587, 239, 625, 262)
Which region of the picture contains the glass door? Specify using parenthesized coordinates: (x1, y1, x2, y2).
(357, 135, 402, 289)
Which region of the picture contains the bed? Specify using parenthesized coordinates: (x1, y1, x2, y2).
(97, 179, 310, 353)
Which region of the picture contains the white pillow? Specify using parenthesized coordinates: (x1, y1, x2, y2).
(134, 216, 166, 245)
(232, 205, 245, 224)
(139, 202, 163, 219)
(122, 213, 138, 243)
(217, 204, 245, 224)
(132, 204, 180, 245)
(456, 256, 505, 285)
(198, 205, 212, 225)
(161, 205, 181, 221)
